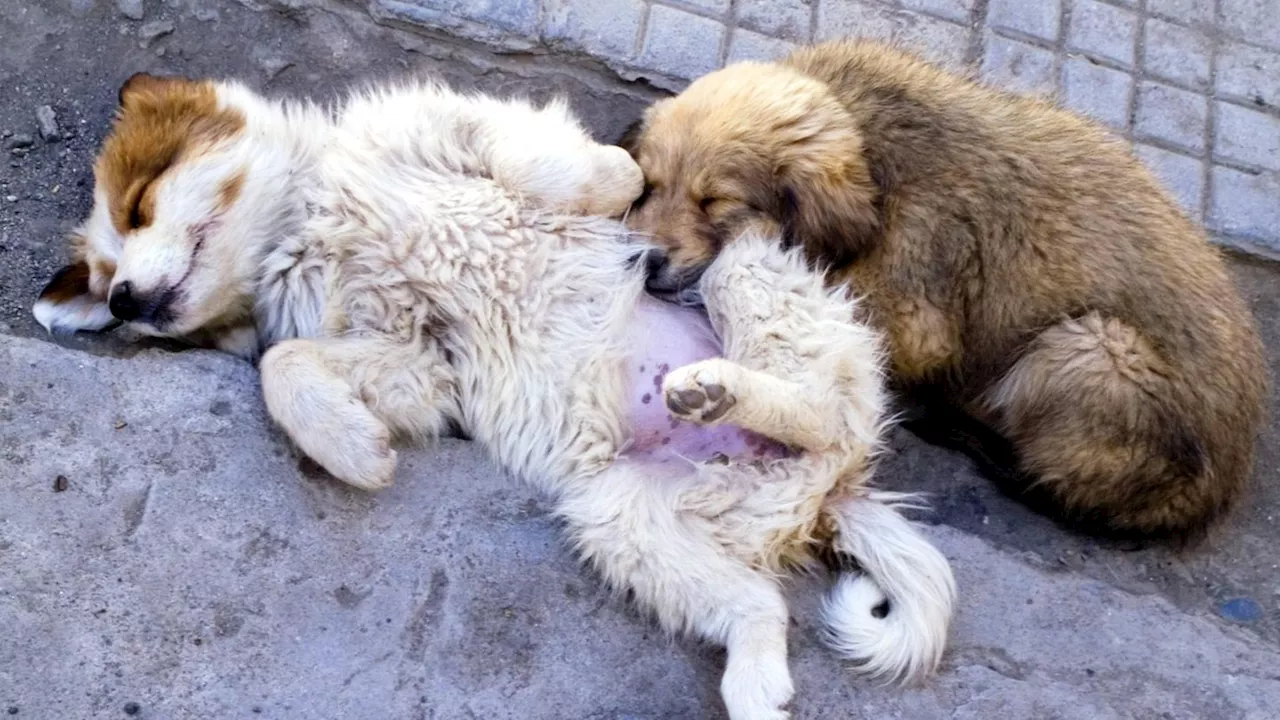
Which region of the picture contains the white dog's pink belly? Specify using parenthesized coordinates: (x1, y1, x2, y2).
(623, 295, 788, 463)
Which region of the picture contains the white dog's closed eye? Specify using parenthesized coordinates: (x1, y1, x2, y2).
(32, 262, 119, 335)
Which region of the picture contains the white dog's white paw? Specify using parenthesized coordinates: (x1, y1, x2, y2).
(337, 441, 398, 492)
(663, 359, 738, 425)
(292, 393, 398, 492)
(721, 649, 794, 720)
(581, 144, 644, 217)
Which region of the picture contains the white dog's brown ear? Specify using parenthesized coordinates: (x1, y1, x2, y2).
(118, 72, 186, 106)
(777, 152, 880, 267)
(32, 261, 118, 335)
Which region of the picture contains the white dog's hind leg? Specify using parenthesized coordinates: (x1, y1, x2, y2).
(721, 613, 794, 720)
(561, 460, 796, 720)
(665, 227, 887, 466)
(679, 230, 956, 682)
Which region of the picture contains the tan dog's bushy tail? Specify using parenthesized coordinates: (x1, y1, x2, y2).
(821, 491, 955, 684)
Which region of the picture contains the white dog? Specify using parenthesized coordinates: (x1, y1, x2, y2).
(34, 73, 955, 720)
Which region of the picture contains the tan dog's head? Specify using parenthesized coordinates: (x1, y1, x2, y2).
(34, 73, 258, 341)
(622, 62, 880, 297)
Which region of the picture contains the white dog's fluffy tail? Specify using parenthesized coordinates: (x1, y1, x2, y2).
(820, 491, 956, 684)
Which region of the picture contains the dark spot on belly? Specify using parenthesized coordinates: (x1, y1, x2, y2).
(658, 363, 670, 373)
(669, 418, 680, 429)
(653, 374, 665, 388)
(639, 364, 645, 372)
(642, 393, 651, 404)
(661, 437, 670, 445)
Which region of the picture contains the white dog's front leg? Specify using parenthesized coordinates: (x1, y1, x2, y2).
(684, 230, 888, 457)
(260, 339, 398, 490)
(467, 97, 643, 216)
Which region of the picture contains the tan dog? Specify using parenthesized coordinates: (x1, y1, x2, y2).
(622, 40, 1269, 540)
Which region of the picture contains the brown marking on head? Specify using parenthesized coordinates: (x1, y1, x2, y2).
(625, 61, 881, 292)
(217, 169, 246, 212)
(97, 73, 245, 236)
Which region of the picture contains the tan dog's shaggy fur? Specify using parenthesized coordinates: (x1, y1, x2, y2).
(623, 40, 1269, 539)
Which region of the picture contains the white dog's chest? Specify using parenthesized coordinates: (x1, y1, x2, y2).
(623, 295, 787, 464)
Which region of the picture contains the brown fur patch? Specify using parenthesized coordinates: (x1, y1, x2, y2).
(97, 74, 245, 236)
(88, 257, 117, 298)
(217, 170, 246, 212)
(61, 229, 114, 299)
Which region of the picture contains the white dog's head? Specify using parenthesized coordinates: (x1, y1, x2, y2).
(34, 73, 262, 343)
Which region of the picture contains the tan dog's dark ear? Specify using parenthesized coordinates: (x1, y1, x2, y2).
(32, 261, 118, 335)
(776, 154, 880, 268)
(615, 118, 644, 156)
(617, 98, 674, 156)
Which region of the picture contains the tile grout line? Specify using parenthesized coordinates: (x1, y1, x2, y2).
(1126, 0, 1147, 143)
(984, 25, 1280, 121)
(717, 0, 738, 67)
(1200, 0, 1222, 225)
(1055, 0, 1073, 96)
(633, 1, 653, 59)
(965, 0, 992, 67)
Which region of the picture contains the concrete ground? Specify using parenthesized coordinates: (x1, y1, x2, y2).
(1, 1, 1278, 718)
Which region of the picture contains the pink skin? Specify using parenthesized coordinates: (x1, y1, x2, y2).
(622, 295, 789, 464)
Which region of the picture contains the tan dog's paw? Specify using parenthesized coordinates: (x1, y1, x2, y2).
(664, 359, 738, 424)
(580, 145, 644, 217)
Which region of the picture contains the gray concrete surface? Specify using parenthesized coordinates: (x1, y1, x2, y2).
(4, 338, 1279, 720)
(2, 1, 1279, 718)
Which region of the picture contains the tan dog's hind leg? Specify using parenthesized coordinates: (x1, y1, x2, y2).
(980, 312, 1231, 536)
(260, 336, 457, 491)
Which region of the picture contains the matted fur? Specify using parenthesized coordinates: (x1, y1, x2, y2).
(34, 76, 955, 718)
(622, 40, 1269, 540)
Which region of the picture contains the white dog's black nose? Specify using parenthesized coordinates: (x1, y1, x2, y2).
(108, 282, 145, 322)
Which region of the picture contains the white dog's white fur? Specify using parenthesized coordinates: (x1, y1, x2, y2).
(35, 75, 955, 719)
